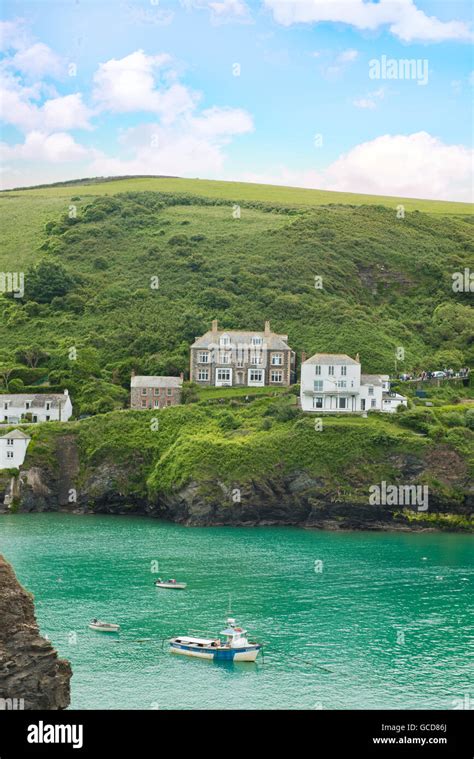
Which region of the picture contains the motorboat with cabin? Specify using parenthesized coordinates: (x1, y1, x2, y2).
(154, 578, 187, 589)
(89, 619, 120, 632)
(169, 618, 261, 662)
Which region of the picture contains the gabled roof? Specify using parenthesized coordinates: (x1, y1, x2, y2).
(0, 429, 30, 440)
(304, 353, 359, 365)
(191, 330, 291, 351)
(0, 394, 69, 408)
(131, 376, 183, 389)
(361, 374, 384, 386)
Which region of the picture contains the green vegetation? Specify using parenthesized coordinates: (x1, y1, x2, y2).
(1, 179, 472, 418)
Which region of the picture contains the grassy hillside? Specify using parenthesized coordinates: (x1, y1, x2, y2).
(0, 180, 472, 417)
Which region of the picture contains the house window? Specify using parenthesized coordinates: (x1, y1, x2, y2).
(314, 380, 323, 391)
(337, 380, 346, 389)
(25, 402, 30, 409)
(368, 386, 374, 396)
(167, 388, 172, 396)
(3, 403, 8, 409)
(154, 388, 160, 396)
(7, 451, 14, 459)
(46, 402, 51, 410)
(46, 415, 50, 421)
(220, 351, 230, 364)
(142, 388, 147, 395)
(198, 369, 209, 381)
(7, 438, 13, 446)
(315, 365, 321, 375)
(371, 399, 376, 408)
(220, 335, 230, 347)
(341, 366, 347, 376)
(328, 366, 334, 376)
(251, 336, 262, 346)
(250, 352, 262, 365)
(216, 368, 231, 383)
(271, 354, 283, 366)
(249, 369, 264, 383)
(313, 397, 323, 409)
(141, 400, 147, 408)
(154, 400, 160, 408)
(339, 397, 347, 409)
(270, 370, 283, 383)
(198, 351, 209, 363)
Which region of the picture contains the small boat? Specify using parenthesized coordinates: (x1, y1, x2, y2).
(169, 617, 261, 662)
(154, 578, 187, 590)
(89, 619, 120, 632)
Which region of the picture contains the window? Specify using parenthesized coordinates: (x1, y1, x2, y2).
(371, 399, 376, 408)
(3, 402, 8, 409)
(198, 369, 209, 381)
(142, 388, 147, 395)
(221, 351, 230, 364)
(315, 365, 321, 375)
(166, 400, 172, 406)
(167, 388, 172, 396)
(249, 369, 263, 383)
(328, 366, 335, 376)
(270, 370, 283, 383)
(46, 402, 51, 410)
(154, 400, 160, 408)
(337, 380, 347, 389)
(154, 388, 160, 396)
(313, 397, 323, 409)
(271, 354, 283, 366)
(339, 397, 347, 409)
(250, 352, 262, 365)
(314, 380, 323, 391)
(198, 351, 209, 363)
(217, 368, 231, 382)
(220, 335, 230, 347)
(341, 366, 347, 376)
(141, 400, 147, 408)
(7, 451, 13, 459)
(25, 401, 30, 409)
(368, 386, 374, 396)
(7, 438, 13, 446)
(46, 416, 50, 421)
(251, 336, 262, 346)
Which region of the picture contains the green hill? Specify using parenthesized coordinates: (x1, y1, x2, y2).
(0, 178, 473, 416)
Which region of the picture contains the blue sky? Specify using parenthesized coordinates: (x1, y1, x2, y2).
(0, 0, 472, 199)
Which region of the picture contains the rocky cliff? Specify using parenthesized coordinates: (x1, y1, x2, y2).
(0, 555, 71, 709)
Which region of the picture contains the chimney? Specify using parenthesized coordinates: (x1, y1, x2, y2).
(264, 320, 271, 336)
(355, 353, 360, 363)
(64, 389, 69, 396)
(301, 352, 307, 364)
(211, 319, 218, 334)
(131, 369, 136, 378)
(179, 372, 184, 381)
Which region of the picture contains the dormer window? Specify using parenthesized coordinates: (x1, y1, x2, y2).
(251, 336, 262, 346)
(220, 335, 230, 347)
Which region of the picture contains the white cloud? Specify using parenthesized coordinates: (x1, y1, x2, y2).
(0, 131, 92, 163)
(0, 80, 93, 133)
(181, 0, 251, 24)
(264, 0, 472, 43)
(353, 87, 385, 109)
(92, 50, 196, 118)
(0, 19, 31, 52)
(10, 42, 63, 79)
(236, 132, 473, 202)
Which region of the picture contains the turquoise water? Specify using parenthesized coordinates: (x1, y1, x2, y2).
(0, 513, 472, 710)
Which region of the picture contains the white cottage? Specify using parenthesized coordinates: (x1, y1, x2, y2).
(0, 429, 30, 469)
(300, 353, 406, 413)
(0, 391, 73, 423)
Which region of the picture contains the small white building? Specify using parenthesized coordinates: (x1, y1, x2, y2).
(382, 391, 408, 413)
(0, 429, 31, 469)
(300, 353, 406, 413)
(0, 391, 73, 424)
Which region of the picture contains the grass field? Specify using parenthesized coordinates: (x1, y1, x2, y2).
(2, 175, 473, 215)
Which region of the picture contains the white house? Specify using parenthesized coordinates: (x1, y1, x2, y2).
(0, 391, 73, 424)
(0, 429, 31, 469)
(382, 391, 408, 413)
(300, 353, 406, 413)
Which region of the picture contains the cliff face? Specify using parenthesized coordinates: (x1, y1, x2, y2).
(2, 442, 471, 531)
(0, 555, 71, 710)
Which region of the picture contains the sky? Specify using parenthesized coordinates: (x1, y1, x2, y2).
(0, 0, 473, 199)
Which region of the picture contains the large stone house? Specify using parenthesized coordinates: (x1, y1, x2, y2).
(130, 374, 183, 409)
(300, 353, 406, 413)
(0, 429, 30, 469)
(0, 391, 73, 423)
(190, 320, 295, 387)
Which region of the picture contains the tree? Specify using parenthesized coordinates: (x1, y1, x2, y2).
(26, 260, 75, 303)
(15, 346, 50, 368)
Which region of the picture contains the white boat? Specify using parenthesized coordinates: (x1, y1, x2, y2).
(154, 578, 187, 590)
(169, 618, 261, 662)
(89, 619, 120, 632)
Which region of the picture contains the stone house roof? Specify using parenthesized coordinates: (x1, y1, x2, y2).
(0, 429, 30, 440)
(131, 376, 183, 389)
(0, 394, 69, 408)
(304, 353, 359, 365)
